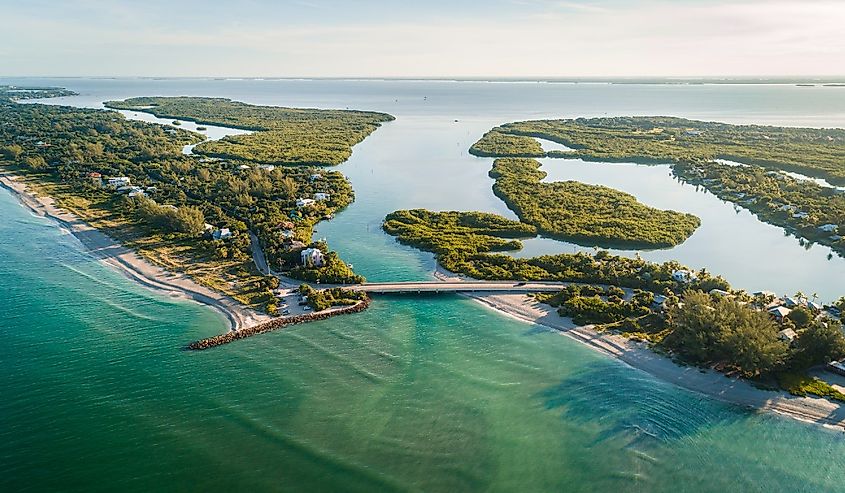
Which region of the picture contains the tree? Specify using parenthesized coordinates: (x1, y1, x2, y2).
(787, 307, 813, 329)
(1, 144, 23, 160)
(278, 176, 298, 199)
(24, 155, 48, 171)
(790, 321, 845, 370)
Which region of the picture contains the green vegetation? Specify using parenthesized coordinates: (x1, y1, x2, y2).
(0, 85, 77, 101)
(489, 158, 700, 248)
(1, 92, 388, 311)
(673, 161, 845, 256)
(776, 372, 845, 402)
(473, 116, 845, 185)
(105, 97, 394, 166)
(289, 242, 364, 284)
(469, 129, 545, 157)
(383, 209, 536, 254)
(299, 284, 368, 312)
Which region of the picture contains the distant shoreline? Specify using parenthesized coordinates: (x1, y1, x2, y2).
(0, 170, 267, 332)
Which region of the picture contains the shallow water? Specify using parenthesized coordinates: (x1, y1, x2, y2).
(3, 78, 845, 492)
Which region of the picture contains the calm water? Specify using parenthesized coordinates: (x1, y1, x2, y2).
(3, 78, 845, 492)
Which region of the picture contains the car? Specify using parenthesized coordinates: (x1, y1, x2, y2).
(282, 309, 290, 315)
(303, 306, 312, 311)
(515, 282, 526, 287)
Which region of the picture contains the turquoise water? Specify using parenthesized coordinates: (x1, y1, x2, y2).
(3, 78, 845, 491)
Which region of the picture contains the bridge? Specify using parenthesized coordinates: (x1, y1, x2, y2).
(347, 281, 570, 295)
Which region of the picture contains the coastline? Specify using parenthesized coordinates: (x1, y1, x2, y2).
(0, 170, 268, 332)
(430, 265, 845, 429)
(465, 291, 845, 430)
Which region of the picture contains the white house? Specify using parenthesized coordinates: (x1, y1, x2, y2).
(818, 224, 839, 233)
(778, 328, 797, 342)
(107, 176, 131, 187)
(672, 269, 697, 283)
(238, 164, 251, 170)
(301, 248, 325, 267)
(296, 198, 316, 208)
(213, 228, 232, 240)
(259, 164, 276, 171)
(792, 211, 809, 220)
(309, 173, 322, 182)
(768, 306, 792, 322)
(314, 192, 330, 201)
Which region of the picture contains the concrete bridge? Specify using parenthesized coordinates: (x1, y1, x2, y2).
(347, 281, 569, 295)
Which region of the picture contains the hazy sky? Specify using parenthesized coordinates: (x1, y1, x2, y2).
(1, 0, 843, 77)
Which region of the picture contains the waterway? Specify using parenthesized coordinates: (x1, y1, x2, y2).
(2, 77, 845, 492)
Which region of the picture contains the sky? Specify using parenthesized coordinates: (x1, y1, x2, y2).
(1, 0, 843, 78)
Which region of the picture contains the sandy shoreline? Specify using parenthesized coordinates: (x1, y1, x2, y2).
(465, 291, 845, 430)
(0, 171, 267, 332)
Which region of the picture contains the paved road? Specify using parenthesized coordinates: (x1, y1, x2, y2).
(249, 231, 271, 275)
(348, 281, 570, 294)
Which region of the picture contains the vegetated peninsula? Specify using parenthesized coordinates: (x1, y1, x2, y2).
(105, 96, 394, 165)
(472, 117, 845, 255)
(471, 116, 845, 186)
(0, 89, 393, 316)
(489, 158, 700, 248)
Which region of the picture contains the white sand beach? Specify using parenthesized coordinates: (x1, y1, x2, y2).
(0, 171, 267, 331)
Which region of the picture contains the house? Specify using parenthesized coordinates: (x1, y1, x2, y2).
(213, 228, 232, 240)
(107, 176, 131, 188)
(778, 328, 798, 343)
(314, 192, 330, 201)
(768, 306, 792, 322)
(651, 294, 668, 311)
(753, 290, 777, 298)
(238, 164, 251, 170)
(203, 223, 215, 232)
(792, 211, 809, 220)
(296, 198, 316, 208)
(709, 289, 731, 297)
(259, 164, 276, 171)
(784, 296, 805, 308)
(301, 247, 325, 267)
(778, 204, 795, 212)
(684, 130, 702, 136)
(127, 189, 146, 198)
(818, 224, 839, 233)
(808, 301, 824, 312)
(830, 235, 843, 242)
(281, 230, 295, 239)
(672, 269, 697, 283)
(309, 173, 322, 182)
(88, 172, 103, 186)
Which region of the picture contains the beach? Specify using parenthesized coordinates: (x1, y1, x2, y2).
(0, 170, 267, 332)
(3, 168, 844, 431)
(466, 290, 845, 430)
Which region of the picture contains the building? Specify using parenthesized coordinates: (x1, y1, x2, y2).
(818, 224, 839, 233)
(309, 173, 322, 182)
(213, 228, 232, 240)
(296, 198, 316, 208)
(768, 306, 792, 322)
(672, 269, 697, 283)
(792, 211, 809, 220)
(709, 289, 731, 297)
(314, 192, 330, 201)
(651, 294, 668, 311)
(777, 328, 797, 343)
(88, 172, 102, 187)
(107, 176, 131, 188)
(259, 164, 276, 171)
(301, 248, 325, 267)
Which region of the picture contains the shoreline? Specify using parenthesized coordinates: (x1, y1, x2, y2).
(0, 170, 268, 332)
(465, 291, 845, 430)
